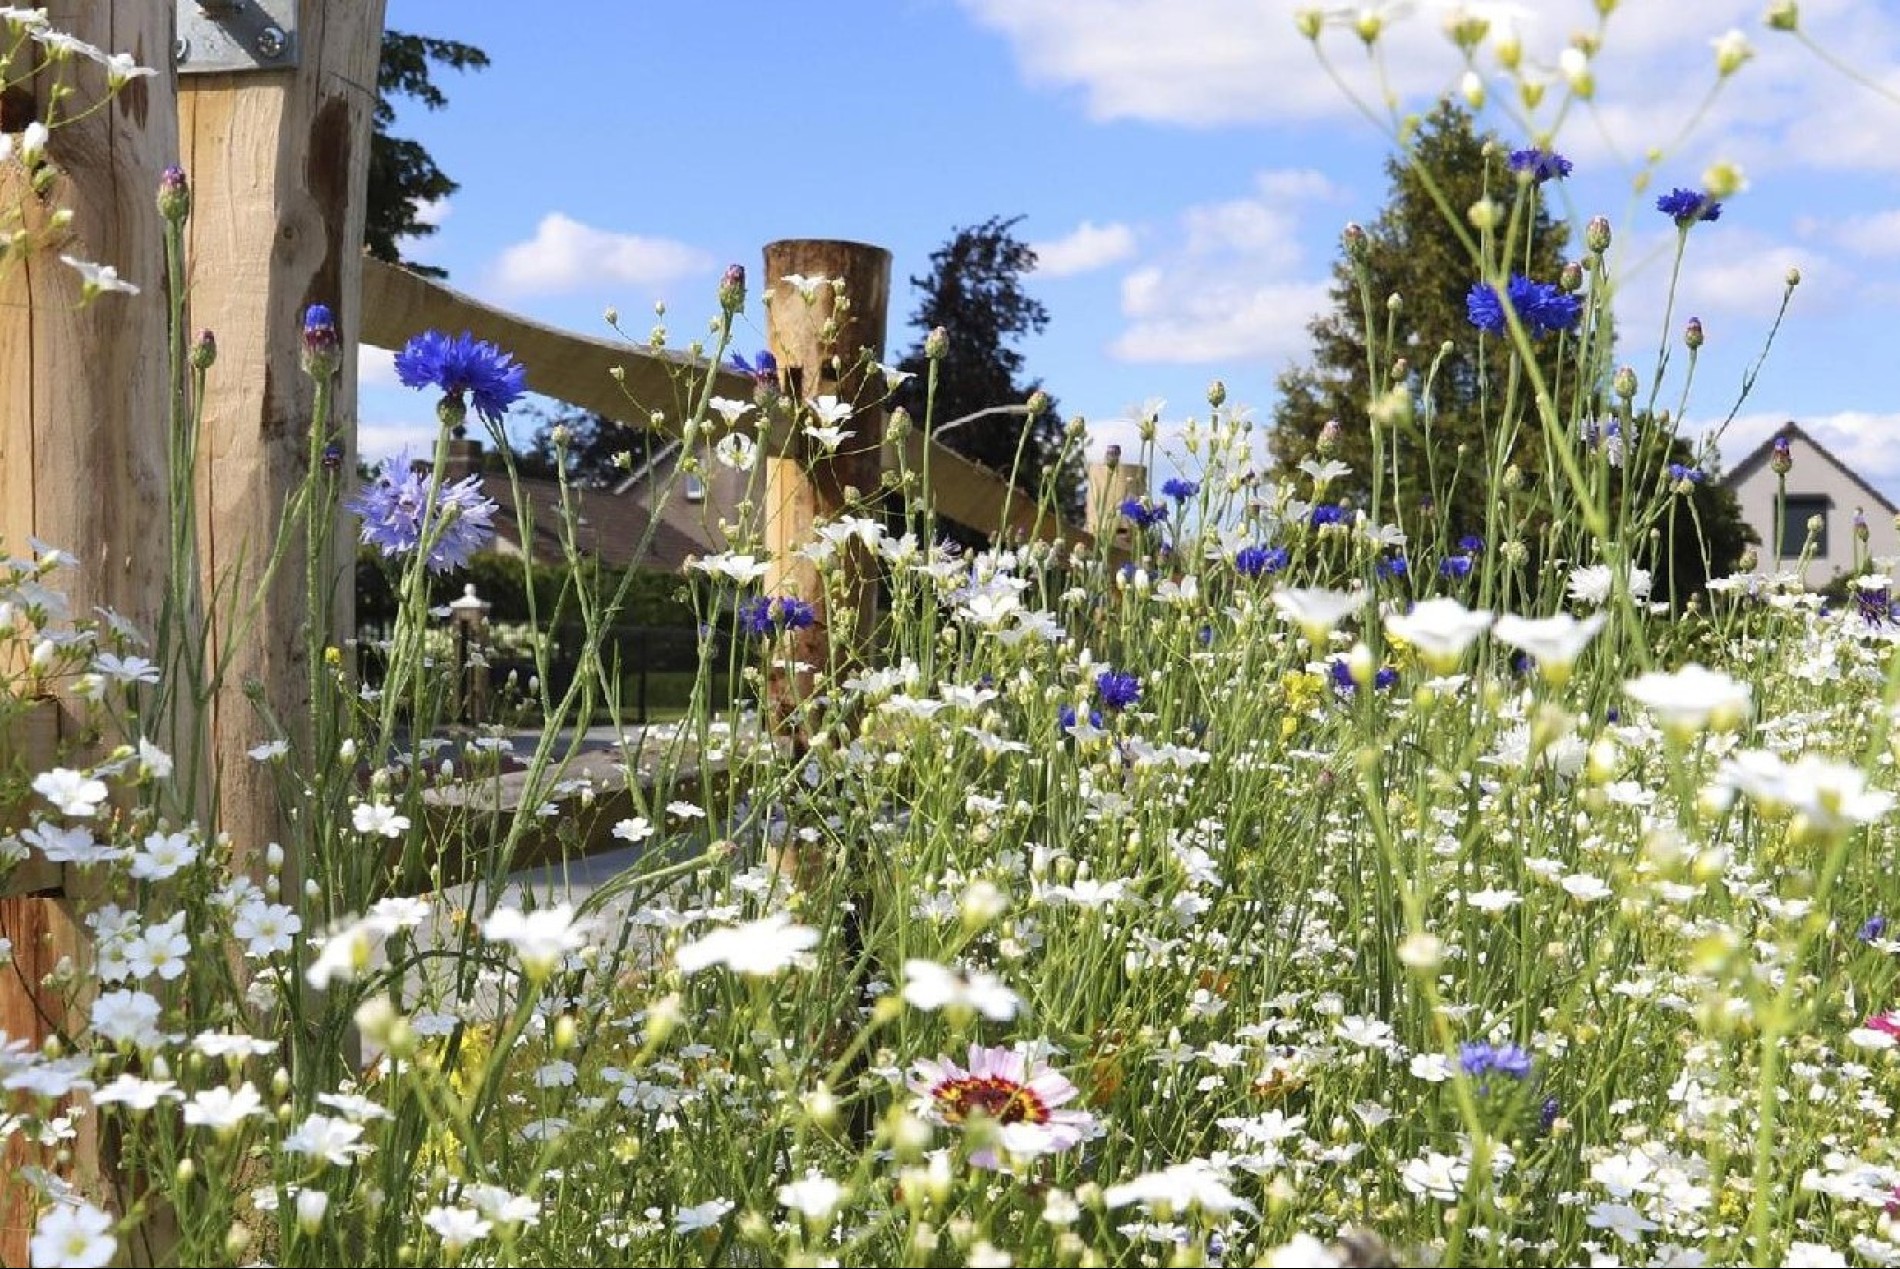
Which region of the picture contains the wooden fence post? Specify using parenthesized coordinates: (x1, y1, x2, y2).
(0, 4, 179, 1260)
(178, 1, 385, 872)
(760, 240, 891, 730)
(1086, 447, 1149, 553)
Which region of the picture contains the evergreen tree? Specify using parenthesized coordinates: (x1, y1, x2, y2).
(367, 31, 490, 278)
(1268, 101, 1571, 538)
(896, 216, 1083, 523)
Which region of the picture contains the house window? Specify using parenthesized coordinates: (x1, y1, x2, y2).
(1780, 494, 1830, 558)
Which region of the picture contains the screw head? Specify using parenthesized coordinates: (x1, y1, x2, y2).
(256, 26, 286, 58)
(174, 37, 189, 63)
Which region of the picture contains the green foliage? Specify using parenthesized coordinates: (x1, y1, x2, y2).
(514, 404, 669, 490)
(1269, 101, 1572, 533)
(896, 215, 1084, 523)
(355, 547, 697, 632)
(366, 30, 490, 278)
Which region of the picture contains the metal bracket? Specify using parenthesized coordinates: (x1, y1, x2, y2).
(175, 0, 299, 74)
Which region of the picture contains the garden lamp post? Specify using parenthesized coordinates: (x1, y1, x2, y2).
(448, 582, 491, 725)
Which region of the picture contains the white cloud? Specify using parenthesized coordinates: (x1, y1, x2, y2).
(489, 213, 713, 297)
(1694, 409, 1900, 502)
(1806, 208, 1900, 259)
(1031, 220, 1137, 277)
(1606, 226, 1840, 336)
(356, 419, 440, 468)
(412, 197, 452, 229)
(357, 345, 398, 390)
(1106, 170, 1334, 366)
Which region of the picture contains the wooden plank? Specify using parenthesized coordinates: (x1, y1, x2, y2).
(901, 431, 1099, 553)
(180, 0, 385, 876)
(361, 256, 759, 429)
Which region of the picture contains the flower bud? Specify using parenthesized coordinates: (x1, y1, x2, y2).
(924, 326, 949, 360)
(191, 329, 217, 371)
(1712, 29, 1752, 77)
(1026, 389, 1051, 418)
(1585, 215, 1613, 253)
(1786, 266, 1802, 288)
(1207, 379, 1227, 409)
(1770, 435, 1792, 476)
(301, 304, 340, 382)
(1460, 70, 1485, 110)
(1294, 6, 1323, 39)
(1342, 222, 1368, 263)
(1612, 366, 1638, 400)
(1468, 198, 1501, 231)
(1446, 12, 1489, 51)
(1316, 418, 1341, 456)
(1684, 316, 1704, 350)
(717, 263, 746, 314)
(296, 1190, 330, 1237)
(156, 165, 190, 223)
(1559, 261, 1584, 292)
(1702, 160, 1746, 200)
(1765, 1, 1799, 32)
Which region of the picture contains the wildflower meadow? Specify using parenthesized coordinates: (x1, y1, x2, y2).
(10, 4, 1900, 1268)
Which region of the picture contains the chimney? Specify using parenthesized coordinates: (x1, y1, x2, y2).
(443, 436, 482, 479)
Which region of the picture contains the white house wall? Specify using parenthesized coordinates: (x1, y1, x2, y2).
(1728, 432, 1900, 587)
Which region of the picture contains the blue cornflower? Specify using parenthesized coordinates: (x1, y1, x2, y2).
(1120, 497, 1169, 529)
(1667, 462, 1706, 486)
(1377, 553, 1409, 581)
(739, 595, 818, 638)
(1857, 583, 1894, 627)
(1161, 477, 1200, 501)
(731, 349, 778, 384)
(394, 330, 527, 426)
(1439, 555, 1473, 580)
(1656, 187, 1722, 226)
(1234, 544, 1288, 578)
(1058, 703, 1105, 733)
(347, 450, 499, 574)
(1861, 914, 1889, 943)
(1330, 660, 1399, 694)
(302, 304, 340, 380)
(1539, 1096, 1562, 1132)
(1466, 274, 1582, 338)
(1095, 669, 1142, 712)
(1309, 503, 1347, 529)
(1457, 534, 1485, 555)
(1508, 147, 1573, 183)
(1459, 1041, 1534, 1087)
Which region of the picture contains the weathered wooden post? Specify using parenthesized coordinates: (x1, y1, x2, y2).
(0, 5, 178, 1259)
(178, 0, 385, 869)
(1086, 447, 1149, 553)
(760, 240, 890, 730)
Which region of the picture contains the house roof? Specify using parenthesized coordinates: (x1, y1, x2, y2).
(1723, 420, 1900, 519)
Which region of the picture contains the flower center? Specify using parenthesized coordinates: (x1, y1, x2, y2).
(932, 1075, 1048, 1126)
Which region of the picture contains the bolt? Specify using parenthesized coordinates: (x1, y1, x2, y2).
(256, 27, 286, 59)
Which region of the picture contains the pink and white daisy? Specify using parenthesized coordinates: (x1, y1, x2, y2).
(908, 1044, 1095, 1170)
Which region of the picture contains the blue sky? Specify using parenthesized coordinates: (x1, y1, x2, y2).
(365, 0, 1900, 502)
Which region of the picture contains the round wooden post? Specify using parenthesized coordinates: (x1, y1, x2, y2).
(0, 5, 179, 1260)
(179, 1, 386, 874)
(1086, 448, 1149, 552)
(760, 240, 891, 730)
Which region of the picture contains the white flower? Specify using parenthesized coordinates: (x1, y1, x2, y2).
(233, 900, 301, 958)
(182, 1083, 264, 1132)
(1624, 664, 1750, 735)
(901, 958, 1021, 1021)
(482, 903, 589, 978)
(1263, 1235, 1345, 1269)
(1103, 1159, 1254, 1215)
(1272, 586, 1362, 644)
(283, 1113, 371, 1166)
(1561, 872, 1614, 903)
(1784, 1244, 1847, 1268)
(873, 361, 914, 391)
(58, 256, 140, 298)
(295, 1190, 330, 1236)
(351, 801, 409, 838)
(422, 1206, 492, 1256)
(1584, 1200, 1658, 1243)
(128, 829, 197, 881)
(781, 272, 832, 300)
(672, 1198, 735, 1234)
(713, 431, 757, 469)
(612, 816, 654, 844)
(690, 552, 772, 584)
(101, 52, 156, 88)
(1492, 611, 1606, 681)
(92, 653, 159, 684)
(1465, 887, 1521, 913)
(1401, 1150, 1469, 1202)
(305, 919, 379, 990)
(33, 768, 108, 817)
(91, 1073, 178, 1111)
(676, 913, 819, 977)
(1715, 751, 1895, 835)
(1385, 598, 1492, 671)
(1711, 27, 1753, 76)
(804, 423, 850, 452)
(23, 823, 121, 866)
(777, 1170, 844, 1222)
(191, 1032, 278, 1060)
(30, 1199, 116, 1269)
(89, 989, 163, 1048)
(707, 397, 755, 427)
(806, 394, 853, 427)
(124, 914, 190, 981)
(1568, 563, 1652, 607)
(136, 738, 172, 780)
(248, 739, 290, 762)
(1409, 1052, 1454, 1082)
